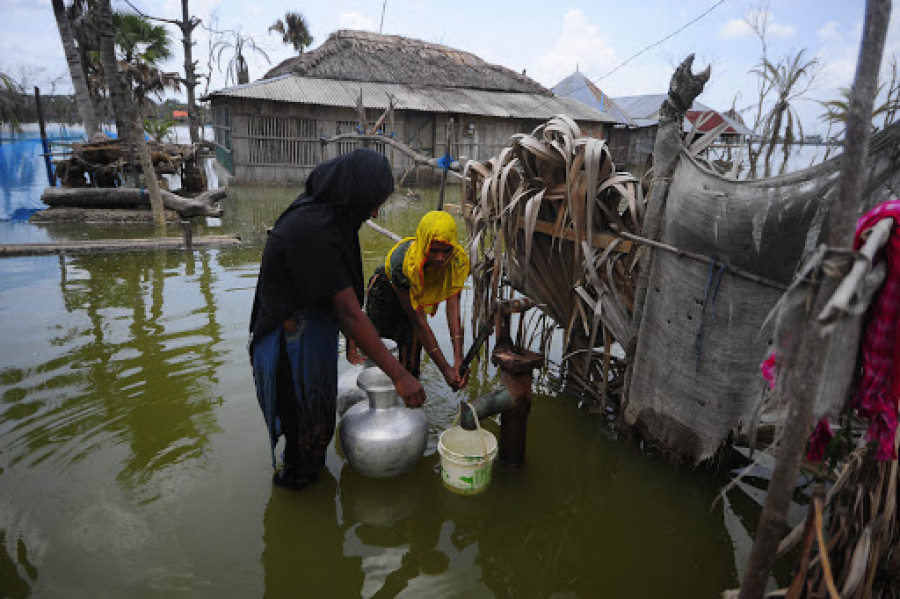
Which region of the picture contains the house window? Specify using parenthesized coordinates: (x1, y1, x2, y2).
(212, 105, 233, 174)
(246, 116, 318, 166)
(335, 120, 386, 157)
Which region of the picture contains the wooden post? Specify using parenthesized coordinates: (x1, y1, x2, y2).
(737, 1, 891, 597)
(181, 219, 193, 250)
(388, 96, 395, 177)
(34, 87, 55, 187)
(438, 118, 453, 211)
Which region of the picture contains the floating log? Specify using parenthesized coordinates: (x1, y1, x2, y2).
(40, 187, 225, 218)
(0, 235, 241, 257)
(30, 207, 182, 224)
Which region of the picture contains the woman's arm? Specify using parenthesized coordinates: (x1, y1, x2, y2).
(332, 286, 426, 407)
(396, 287, 461, 390)
(445, 292, 464, 370)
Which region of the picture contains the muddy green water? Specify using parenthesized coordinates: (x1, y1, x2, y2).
(0, 186, 796, 597)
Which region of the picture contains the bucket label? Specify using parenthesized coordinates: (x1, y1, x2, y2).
(442, 463, 492, 493)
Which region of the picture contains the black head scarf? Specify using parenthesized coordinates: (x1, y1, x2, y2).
(250, 148, 394, 344)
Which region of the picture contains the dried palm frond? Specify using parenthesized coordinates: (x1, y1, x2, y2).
(464, 115, 644, 393)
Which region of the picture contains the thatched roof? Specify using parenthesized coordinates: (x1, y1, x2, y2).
(263, 29, 550, 95)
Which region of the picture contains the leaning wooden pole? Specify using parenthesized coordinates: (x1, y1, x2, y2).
(737, 1, 891, 597)
(625, 55, 709, 387)
(34, 87, 55, 187)
(132, 108, 168, 230)
(321, 133, 465, 177)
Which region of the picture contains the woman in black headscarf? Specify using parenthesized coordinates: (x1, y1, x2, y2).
(250, 148, 425, 490)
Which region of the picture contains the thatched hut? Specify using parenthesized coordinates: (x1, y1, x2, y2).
(204, 30, 618, 185)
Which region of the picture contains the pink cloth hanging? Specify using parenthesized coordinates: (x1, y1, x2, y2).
(807, 199, 900, 461)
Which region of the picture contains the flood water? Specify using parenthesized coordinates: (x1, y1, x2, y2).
(0, 132, 801, 597)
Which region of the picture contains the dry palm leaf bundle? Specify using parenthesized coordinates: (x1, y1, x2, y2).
(463, 115, 644, 404)
(769, 435, 900, 599)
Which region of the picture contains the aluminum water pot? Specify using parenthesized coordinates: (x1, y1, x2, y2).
(337, 339, 399, 417)
(339, 364, 428, 478)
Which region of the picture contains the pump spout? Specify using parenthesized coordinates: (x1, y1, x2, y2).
(457, 296, 544, 465)
(459, 389, 515, 430)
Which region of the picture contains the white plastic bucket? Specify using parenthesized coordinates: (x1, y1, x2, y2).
(438, 403, 498, 495)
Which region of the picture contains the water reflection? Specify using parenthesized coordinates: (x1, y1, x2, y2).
(262, 472, 361, 596)
(0, 182, 791, 597)
(0, 249, 225, 500)
(259, 394, 742, 598)
(0, 529, 38, 598)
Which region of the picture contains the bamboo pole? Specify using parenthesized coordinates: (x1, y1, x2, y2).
(364, 219, 401, 242)
(0, 235, 240, 257)
(627, 55, 709, 357)
(438, 118, 453, 210)
(738, 2, 891, 597)
(322, 133, 465, 177)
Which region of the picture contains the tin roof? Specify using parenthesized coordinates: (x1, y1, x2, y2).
(551, 71, 635, 127)
(207, 75, 617, 123)
(613, 94, 755, 136)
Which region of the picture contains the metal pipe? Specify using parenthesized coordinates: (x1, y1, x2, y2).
(459, 389, 515, 430)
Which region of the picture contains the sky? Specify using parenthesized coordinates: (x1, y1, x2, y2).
(2, 0, 899, 135)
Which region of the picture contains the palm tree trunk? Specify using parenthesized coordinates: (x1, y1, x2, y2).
(132, 107, 168, 230)
(96, 0, 131, 151)
(96, 0, 166, 228)
(51, 0, 99, 138)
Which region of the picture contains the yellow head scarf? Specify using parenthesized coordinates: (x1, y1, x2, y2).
(385, 211, 470, 315)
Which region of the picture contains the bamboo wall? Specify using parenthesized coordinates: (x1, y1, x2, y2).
(607, 126, 657, 178)
(209, 97, 601, 186)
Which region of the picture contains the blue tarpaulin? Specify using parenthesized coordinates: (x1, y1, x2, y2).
(0, 127, 85, 221)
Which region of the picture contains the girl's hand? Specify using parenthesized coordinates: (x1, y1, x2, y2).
(441, 364, 462, 391)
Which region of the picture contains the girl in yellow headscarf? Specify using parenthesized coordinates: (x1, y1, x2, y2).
(349, 211, 470, 389)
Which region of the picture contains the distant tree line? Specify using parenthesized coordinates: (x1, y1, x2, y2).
(0, 83, 210, 129)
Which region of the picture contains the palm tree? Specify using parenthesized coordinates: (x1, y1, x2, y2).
(0, 71, 25, 130)
(269, 12, 313, 54)
(51, 0, 100, 137)
(214, 32, 269, 85)
(751, 49, 819, 177)
(113, 12, 173, 64)
(820, 57, 900, 131)
(121, 61, 181, 108)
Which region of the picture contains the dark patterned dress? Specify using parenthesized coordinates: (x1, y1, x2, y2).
(365, 239, 423, 378)
(249, 148, 395, 487)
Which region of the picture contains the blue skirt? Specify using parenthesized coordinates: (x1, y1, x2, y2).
(252, 313, 339, 472)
